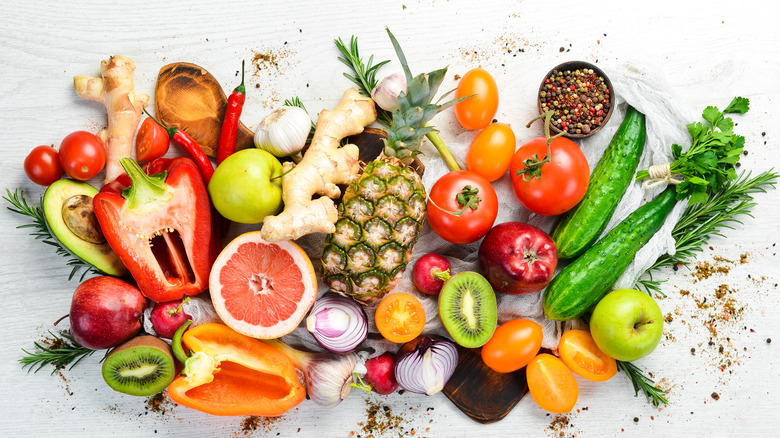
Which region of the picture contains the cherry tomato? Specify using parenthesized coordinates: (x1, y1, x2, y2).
(526, 353, 579, 413)
(24, 145, 63, 186)
(454, 68, 499, 130)
(558, 330, 617, 382)
(509, 136, 589, 216)
(481, 319, 542, 373)
(59, 131, 106, 181)
(466, 123, 516, 182)
(136, 117, 170, 162)
(375, 293, 426, 343)
(426, 170, 498, 244)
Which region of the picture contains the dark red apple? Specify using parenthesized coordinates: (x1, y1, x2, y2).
(150, 298, 192, 339)
(478, 222, 557, 295)
(412, 253, 451, 295)
(69, 276, 147, 349)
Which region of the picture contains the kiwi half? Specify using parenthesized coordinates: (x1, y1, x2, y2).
(438, 271, 497, 348)
(101, 335, 176, 396)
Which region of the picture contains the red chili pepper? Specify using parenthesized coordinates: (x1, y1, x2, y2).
(143, 109, 214, 184)
(94, 157, 213, 303)
(217, 60, 246, 165)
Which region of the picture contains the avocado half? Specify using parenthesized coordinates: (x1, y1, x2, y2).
(43, 179, 126, 277)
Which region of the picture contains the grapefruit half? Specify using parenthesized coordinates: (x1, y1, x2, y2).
(210, 231, 318, 339)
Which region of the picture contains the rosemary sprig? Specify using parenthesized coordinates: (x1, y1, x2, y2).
(636, 170, 778, 295)
(3, 188, 100, 281)
(20, 330, 100, 374)
(334, 36, 393, 127)
(616, 360, 669, 407)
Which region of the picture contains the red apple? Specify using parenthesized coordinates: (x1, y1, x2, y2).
(69, 276, 147, 349)
(478, 222, 557, 295)
(150, 298, 192, 339)
(412, 253, 451, 295)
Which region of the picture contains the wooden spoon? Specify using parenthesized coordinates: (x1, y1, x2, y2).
(155, 62, 254, 157)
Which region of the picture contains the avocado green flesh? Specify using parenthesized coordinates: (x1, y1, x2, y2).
(43, 179, 126, 276)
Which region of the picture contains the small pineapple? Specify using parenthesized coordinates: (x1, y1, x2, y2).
(322, 30, 465, 303)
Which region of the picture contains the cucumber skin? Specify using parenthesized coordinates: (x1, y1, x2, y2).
(543, 186, 677, 321)
(553, 106, 647, 259)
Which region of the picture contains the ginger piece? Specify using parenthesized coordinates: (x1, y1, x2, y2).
(261, 88, 376, 242)
(74, 55, 149, 183)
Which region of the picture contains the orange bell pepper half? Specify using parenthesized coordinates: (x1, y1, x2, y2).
(167, 323, 305, 416)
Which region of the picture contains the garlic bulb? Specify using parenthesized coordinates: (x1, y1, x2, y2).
(254, 106, 312, 157)
(371, 73, 407, 112)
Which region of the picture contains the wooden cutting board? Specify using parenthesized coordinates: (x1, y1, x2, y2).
(155, 62, 255, 157)
(443, 345, 529, 424)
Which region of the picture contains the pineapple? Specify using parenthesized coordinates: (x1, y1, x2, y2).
(323, 30, 465, 303)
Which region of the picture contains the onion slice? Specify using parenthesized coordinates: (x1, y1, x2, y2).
(394, 336, 458, 396)
(306, 293, 368, 353)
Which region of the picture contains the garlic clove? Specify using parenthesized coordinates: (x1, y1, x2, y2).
(371, 73, 407, 112)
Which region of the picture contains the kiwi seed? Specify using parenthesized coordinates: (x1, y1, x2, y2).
(438, 271, 497, 348)
(101, 335, 176, 396)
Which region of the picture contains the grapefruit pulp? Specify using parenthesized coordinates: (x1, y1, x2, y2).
(210, 231, 318, 339)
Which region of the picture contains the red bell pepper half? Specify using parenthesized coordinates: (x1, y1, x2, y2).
(94, 157, 213, 302)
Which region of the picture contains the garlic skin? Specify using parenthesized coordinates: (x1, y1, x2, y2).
(254, 106, 312, 157)
(371, 73, 407, 112)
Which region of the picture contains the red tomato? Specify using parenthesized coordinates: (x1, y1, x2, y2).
(426, 170, 498, 244)
(481, 319, 542, 373)
(59, 131, 106, 181)
(509, 136, 589, 216)
(558, 330, 617, 382)
(526, 353, 579, 413)
(24, 145, 63, 186)
(454, 68, 499, 130)
(136, 117, 170, 162)
(466, 123, 516, 182)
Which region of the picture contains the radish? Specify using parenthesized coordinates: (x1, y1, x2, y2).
(412, 253, 451, 295)
(150, 298, 192, 339)
(363, 353, 399, 395)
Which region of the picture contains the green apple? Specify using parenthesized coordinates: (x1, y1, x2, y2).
(589, 288, 663, 362)
(208, 149, 283, 224)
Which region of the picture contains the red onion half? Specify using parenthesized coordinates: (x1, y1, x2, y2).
(306, 293, 368, 353)
(394, 336, 458, 396)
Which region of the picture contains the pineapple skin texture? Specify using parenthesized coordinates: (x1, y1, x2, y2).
(321, 156, 426, 304)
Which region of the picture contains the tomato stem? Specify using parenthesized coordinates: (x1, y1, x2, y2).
(426, 130, 461, 172)
(427, 185, 482, 217)
(517, 110, 566, 181)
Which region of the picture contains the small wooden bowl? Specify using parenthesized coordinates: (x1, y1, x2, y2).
(537, 61, 615, 139)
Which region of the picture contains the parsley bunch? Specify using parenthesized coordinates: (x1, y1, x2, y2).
(637, 97, 750, 203)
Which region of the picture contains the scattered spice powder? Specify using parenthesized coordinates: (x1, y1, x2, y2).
(240, 415, 280, 435)
(357, 399, 404, 438)
(145, 393, 174, 417)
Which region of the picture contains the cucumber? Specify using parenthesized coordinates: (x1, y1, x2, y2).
(543, 186, 677, 321)
(553, 106, 646, 259)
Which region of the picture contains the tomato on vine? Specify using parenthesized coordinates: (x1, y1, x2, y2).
(466, 123, 516, 182)
(59, 131, 106, 181)
(510, 111, 589, 216)
(426, 170, 498, 244)
(454, 68, 499, 130)
(24, 145, 63, 186)
(526, 353, 579, 413)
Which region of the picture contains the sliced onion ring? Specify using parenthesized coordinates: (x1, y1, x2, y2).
(306, 293, 368, 353)
(394, 336, 458, 396)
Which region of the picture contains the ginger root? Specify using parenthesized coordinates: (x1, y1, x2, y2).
(74, 55, 149, 183)
(261, 88, 376, 242)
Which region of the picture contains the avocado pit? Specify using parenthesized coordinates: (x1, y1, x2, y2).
(62, 194, 106, 244)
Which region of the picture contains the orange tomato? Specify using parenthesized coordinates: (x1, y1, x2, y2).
(466, 123, 516, 182)
(481, 318, 542, 373)
(558, 330, 617, 382)
(526, 353, 579, 413)
(454, 68, 499, 130)
(375, 293, 426, 343)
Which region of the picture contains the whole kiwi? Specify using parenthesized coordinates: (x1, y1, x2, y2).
(101, 335, 176, 396)
(438, 271, 498, 348)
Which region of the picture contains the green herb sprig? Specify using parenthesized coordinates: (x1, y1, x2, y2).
(616, 360, 669, 407)
(20, 330, 101, 374)
(636, 97, 750, 204)
(3, 189, 100, 281)
(334, 36, 393, 127)
(637, 170, 778, 296)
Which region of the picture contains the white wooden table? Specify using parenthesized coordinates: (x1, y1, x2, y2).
(1, 0, 778, 436)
